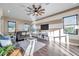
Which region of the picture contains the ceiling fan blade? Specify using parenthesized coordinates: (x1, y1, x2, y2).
(38, 12, 44, 16)
(38, 13, 42, 15)
(38, 5, 41, 10)
(27, 13, 32, 15)
(39, 9, 45, 11)
(32, 4, 36, 8)
(41, 11, 45, 13)
(27, 12, 33, 15)
(27, 7, 33, 10)
(25, 9, 31, 12)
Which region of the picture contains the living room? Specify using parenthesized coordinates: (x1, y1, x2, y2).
(0, 3, 79, 56)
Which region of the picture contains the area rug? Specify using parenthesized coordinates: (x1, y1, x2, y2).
(18, 40, 46, 55)
(34, 41, 46, 52)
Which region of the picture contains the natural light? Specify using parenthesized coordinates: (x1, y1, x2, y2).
(48, 29, 69, 45)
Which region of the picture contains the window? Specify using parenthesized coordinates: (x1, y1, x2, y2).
(23, 24, 29, 31)
(63, 14, 78, 34)
(8, 21, 16, 32)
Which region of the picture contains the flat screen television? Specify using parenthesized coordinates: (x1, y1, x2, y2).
(41, 24, 49, 30)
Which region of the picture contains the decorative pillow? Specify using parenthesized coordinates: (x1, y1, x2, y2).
(0, 36, 12, 47)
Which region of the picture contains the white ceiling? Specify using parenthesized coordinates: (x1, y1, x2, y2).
(0, 3, 79, 21)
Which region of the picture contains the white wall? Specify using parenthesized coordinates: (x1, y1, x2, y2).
(18, 24, 24, 31)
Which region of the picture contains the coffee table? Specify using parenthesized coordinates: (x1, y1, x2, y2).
(24, 37, 37, 56)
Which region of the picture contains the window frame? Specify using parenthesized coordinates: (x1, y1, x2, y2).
(63, 14, 78, 35)
(8, 21, 16, 33)
(23, 23, 29, 31)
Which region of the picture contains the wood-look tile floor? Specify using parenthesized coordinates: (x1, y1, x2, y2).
(62, 44, 79, 56)
(33, 39, 79, 56)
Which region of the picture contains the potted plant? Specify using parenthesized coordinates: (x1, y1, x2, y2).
(0, 45, 15, 56)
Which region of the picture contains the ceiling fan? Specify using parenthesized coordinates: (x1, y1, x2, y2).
(25, 4, 45, 16)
